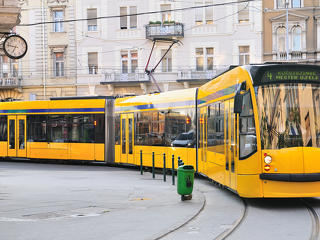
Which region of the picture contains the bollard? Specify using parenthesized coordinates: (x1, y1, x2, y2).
(140, 150, 143, 175)
(152, 152, 155, 179)
(163, 153, 166, 182)
(172, 154, 175, 185)
(178, 156, 184, 166)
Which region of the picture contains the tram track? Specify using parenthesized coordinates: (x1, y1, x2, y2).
(300, 199, 320, 240)
(155, 192, 207, 240)
(214, 197, 248, 240)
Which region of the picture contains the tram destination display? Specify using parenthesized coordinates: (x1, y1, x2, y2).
(259, 66, 320, 84)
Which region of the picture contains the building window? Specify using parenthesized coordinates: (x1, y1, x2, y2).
(196, 47, 214, 71)
(195, 1, 213, 25)
(277, 27, 286, 52)
(292, 0, 301, 8)
(292, 26, 302, 51)
(88, 52, 98, 74)
(53, 10, 64, 32)
(239, 46, 250, 65)
(54, 52, 64, 77)
(238, 0, 249, 23)
(121, 50, 138, 73)
(161, 4, 171, 23)
(87, 9, 97, 31)
(0, 56, 18, 78)
(277, 0, 286, 8)
(120, 6, 137, 29)
(277, 0, 301, 8)
(161, 49, 172, 72)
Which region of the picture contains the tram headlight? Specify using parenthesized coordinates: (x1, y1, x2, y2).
(264, 165, 271, 171)
(264, 155, 272, 164)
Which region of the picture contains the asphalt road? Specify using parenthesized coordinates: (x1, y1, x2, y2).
(1, 161, 319, 240)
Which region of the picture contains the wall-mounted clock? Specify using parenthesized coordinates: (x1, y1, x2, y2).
(3, 35, 28, 59)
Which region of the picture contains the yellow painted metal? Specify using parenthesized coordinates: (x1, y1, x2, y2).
(262, 180, 320, 198)
(95, 144, 105, 161)
(199, 107, 207, 175)
(303, 148, 320, 173)
(120, 114, 134, 164)
(115, 88, 197, 113)
(237, 174, 263, 198)
(0, 141, 7, 157)
(69, 143, 94, 160)
(0, 99, 105, 115)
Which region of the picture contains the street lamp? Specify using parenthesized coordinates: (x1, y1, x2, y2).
(285, 0, 289, 60)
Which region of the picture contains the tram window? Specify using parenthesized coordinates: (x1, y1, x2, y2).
(115, 114, 120, 145)
(0, 116, 7, 141)
(239, 91, 257, 159)
(166, 108, 196, 148)
(135, 108, 196, 147)
(207, 102, 224, 154)
(94, 114, 105, 143)
(47, 115, 70, 143)
(27, 115, 47, 142)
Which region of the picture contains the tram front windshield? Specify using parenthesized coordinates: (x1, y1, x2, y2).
(256, 83, 320, 149)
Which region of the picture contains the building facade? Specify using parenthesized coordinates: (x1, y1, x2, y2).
(263, 0, 320, 63)
(14, 0, 77, 101)
(0, 0, 21, 100)
(12, 0, 263, 100)
(75, 0, 263, 96)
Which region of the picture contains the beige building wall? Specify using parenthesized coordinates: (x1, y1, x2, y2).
(263, 0, 320, 63)
(0, 0, 22, 100)
(15, 0, 77, 101)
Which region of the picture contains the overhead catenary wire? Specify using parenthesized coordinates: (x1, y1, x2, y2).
(19, 0, 260, 27)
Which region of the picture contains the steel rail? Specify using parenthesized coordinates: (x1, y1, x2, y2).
(214, 197, 248, 240)
(301, 199, 320, 240)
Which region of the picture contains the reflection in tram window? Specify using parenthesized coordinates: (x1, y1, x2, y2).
(257, 84, 320, 149)
(19, 120, 25, 149)
(0, 116, 7, 141)
(134, 108, 196, 147)
(9, 119, 15, 149)
(27, 114, 104, 143)
(115, 114, 120, 145)
(239, 91, 257, 158)
(27, 115, 47, 142)
(207, 102, 224, 154)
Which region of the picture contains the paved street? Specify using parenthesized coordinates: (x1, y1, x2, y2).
(0, 161, 211, 240)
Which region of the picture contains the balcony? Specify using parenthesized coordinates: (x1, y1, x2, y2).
(0, 76, 21, 89)
(177, 69, 217, 82)
(0, 0, 21, 32)
(146, 22, 184, 40)
(101, 71, 149, 84)
(275, 51, 304, 61)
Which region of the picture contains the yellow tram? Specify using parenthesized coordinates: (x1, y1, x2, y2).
(1, 64, 320, 198)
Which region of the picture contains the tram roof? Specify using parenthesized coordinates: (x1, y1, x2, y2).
(115, 88, 197, 113)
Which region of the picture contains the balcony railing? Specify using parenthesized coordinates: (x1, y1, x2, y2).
(0, 77, 21, 88)
(146, 22, 184, 40)
(178, 70, 217, 81)
(276, 51, 304, 61)
(101, 71, 149, 84)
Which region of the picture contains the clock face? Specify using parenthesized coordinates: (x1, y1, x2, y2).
(3, 35, 28, 59)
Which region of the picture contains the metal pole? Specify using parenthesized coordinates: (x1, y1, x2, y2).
(286, 0, 289, 60)
(163, 153, 166, 182)
(140, 150, 143, 175)
(172, 154, 175, 185)
(152, 152, 155, 179)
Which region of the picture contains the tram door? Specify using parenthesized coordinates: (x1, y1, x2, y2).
(225, 100, 237, 190)
(120, 114, 134, 164)
(7, 115, 27, 158)
(199, 108, 207, 174)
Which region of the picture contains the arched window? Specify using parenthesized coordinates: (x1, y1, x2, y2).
(277, 27, 286, 52)
(292, 26, 302, 51)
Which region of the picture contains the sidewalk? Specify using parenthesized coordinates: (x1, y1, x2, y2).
(0, 161, 243, 240)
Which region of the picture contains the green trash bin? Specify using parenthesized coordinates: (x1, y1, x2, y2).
(177, 165, 195, 201)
